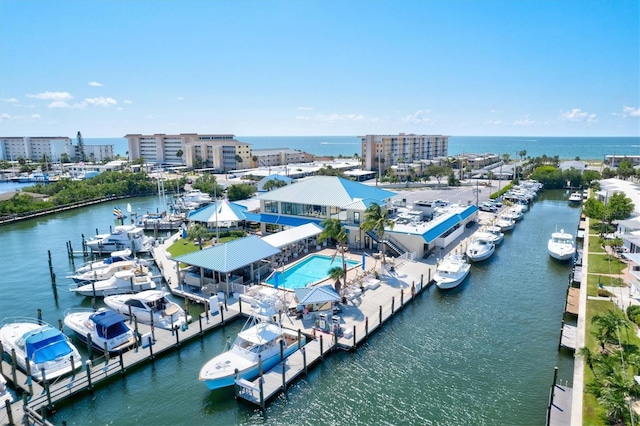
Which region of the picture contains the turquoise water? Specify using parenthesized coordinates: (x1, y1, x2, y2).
(90, 135, 639, 160)
(0, 191, 579, 424)
(266, 254, 360, 289)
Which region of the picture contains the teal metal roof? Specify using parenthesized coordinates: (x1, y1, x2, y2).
(187, 200, 248, 223)
(174, 235, 280, 273)
(421, 205, 478, 243)
(294, 285, 341, 305)
(255, 176, 395, 207)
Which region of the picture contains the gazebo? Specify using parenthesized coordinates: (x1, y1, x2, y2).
(187, 200, 248, 229)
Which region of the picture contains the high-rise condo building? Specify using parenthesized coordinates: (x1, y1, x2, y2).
(360, 134, 449, 173)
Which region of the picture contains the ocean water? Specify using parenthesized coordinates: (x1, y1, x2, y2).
(91, 136, 639, 161)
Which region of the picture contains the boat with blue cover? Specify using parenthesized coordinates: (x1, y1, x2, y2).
(0, 318, 82, 381)
(64, 308, 136, 354)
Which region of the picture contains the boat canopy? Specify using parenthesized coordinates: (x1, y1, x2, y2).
(237, 323, 280, 345)
(24, 327, 72, 363)
(91, 310, 127, 328)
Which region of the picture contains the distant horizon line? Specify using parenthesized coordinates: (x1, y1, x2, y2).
(2, 134, 636, 139)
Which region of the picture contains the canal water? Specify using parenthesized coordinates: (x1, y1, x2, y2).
(0, 190, 580, 425)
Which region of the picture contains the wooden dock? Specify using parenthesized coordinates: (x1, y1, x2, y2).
(1, 306, 241, 425)
(235, 261, 434, 408)
(565, 287, 580, 315)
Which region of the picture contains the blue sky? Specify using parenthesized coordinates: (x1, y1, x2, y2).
(1, 0, 638, 137)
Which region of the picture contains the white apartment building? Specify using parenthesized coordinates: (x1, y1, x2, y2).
(250, 148, 314, 168)
(360, 134, 449, 173)
(0, 136, 72, 162)
(0, 136, 114, 163)
(125, 133, 252, 172)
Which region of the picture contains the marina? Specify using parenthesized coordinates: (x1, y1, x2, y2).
(0, 188, 580, 425)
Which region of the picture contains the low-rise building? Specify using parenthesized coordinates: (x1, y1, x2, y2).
(125, 133, 252, 172)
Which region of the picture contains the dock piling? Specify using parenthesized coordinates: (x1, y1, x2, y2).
(320, 335, 324, 359)
(85, 360, 93, 391)
(4, 399, 13, 425)
(281, 361, 286, 391)
(302, 347, 307, 375)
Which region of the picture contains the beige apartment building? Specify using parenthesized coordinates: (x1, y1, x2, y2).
(125, 133, 252, 172)
(360, 134, 449, 173)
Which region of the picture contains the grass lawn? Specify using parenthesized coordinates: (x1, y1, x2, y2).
(587, 254, 627, 275)
(587, 237, 606, 253)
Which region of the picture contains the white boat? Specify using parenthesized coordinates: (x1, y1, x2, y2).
(85, 225, 155, 254)
(135, 212, 185, 231)
(0, 318, 82, 382)
(434, 254, 471, 289)
(496, 215, 515, 232)
(0, 374, 13, 405)
(465, 238, 496, 262)
(548, 228, 576, 261)
(63, 308, 136, 354)
(568, 192, 583, 203)
(69, 260, 149, 283)
(199, 300, 305, 390)
(73, 249, 147, 274)
(477, 227, 504, 245)
(71, 270, 156, 297)
(502, 208, 524, 222)
(104, 290, 192, 330)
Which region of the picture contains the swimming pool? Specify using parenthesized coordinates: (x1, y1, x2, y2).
(266, 254, 360, 289)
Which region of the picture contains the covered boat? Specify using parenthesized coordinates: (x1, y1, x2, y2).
(0, 319, 82, 382)
(64, 308, 136, 354)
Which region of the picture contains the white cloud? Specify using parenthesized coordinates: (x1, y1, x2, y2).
(622, 106, 640, 118)
(309, 113, 376, 122)
(81, 97, 117, 107)
(117, 107, 123, 111)
(0, 112, 40, 122)
(297, 106, 313, 111)
(145, 115, 154, 120)
(88, 81, 103, 87)
(176, 97, 184, 101)
(2, 98, 19, 103)
(123, 100, 133, 104)
(560, 108, 597, 123)
(514, 116, 535, 126)
(402, 110, 431, 124)
(48, 101, 71, 108)
(27, 91, 73, 101)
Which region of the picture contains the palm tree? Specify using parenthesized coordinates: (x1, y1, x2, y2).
(328, 266, 346, 295)
(234, 154, 243, 170)
(361, 203, 394, 263)
(176, 149, 183, 164)
(578, 347, 597, 377)
(318, 218, 348, 276)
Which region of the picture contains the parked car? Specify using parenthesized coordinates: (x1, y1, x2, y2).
(478, 202, 498, 213)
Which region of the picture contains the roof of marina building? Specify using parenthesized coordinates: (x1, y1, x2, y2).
(388, 203, 479, 243)
(254, 176, 395, 207)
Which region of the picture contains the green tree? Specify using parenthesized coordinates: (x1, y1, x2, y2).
(77, 131, 86, 162)
(582, 170, 601, 187)
(606, 192, 634, 222)
(361, 202, 394, 263)
(583, 197, 604, 221)
(426, 165, 449, 185)
(226, 183, 255, 201)
(187, 223, 209, 249)
(192, 174, 221, 197)
(235, 154, 243, 170)
(0, 160, 10, 169)
(318, 218, 349, 279)
(176, 149, 183, 163)
(327, 266, 346, 295)
(617, 158, 635, 180)
(263, 178, 287, 191)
